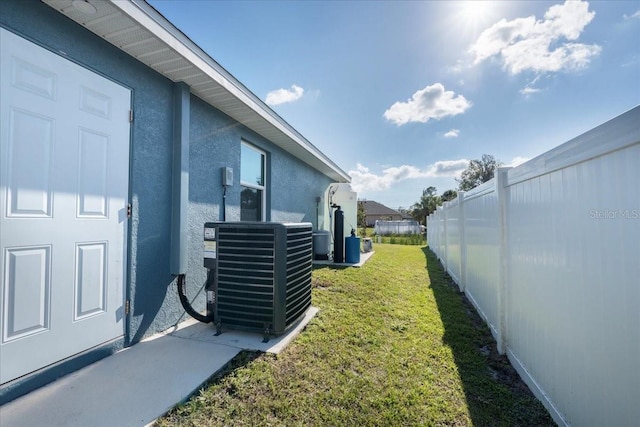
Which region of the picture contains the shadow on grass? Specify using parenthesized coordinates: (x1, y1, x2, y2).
(422, 246, 555, 426)
(312, 263, 352, 272)
(165, 350, 264, 417)
(203, 350, 262, 384)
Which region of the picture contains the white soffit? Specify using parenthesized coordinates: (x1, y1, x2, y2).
(41, 0, 350, 183)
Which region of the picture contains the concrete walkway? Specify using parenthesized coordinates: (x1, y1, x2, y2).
(0, 307, 318, 427)
(312, 250, 374, 268)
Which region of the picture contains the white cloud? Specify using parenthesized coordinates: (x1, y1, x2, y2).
(450, 59, 466, 74)
(265, 84, 304, 106)
(349, 163, 423, 192)
(469, 0, 601, 75)
(427, 159, 470, 177)
(348, 160, 469, 192)
(507, 156, 530, 167)
(623, 9, 640, 20)
(383, 83, 472, 126)
(444, 129, 460, 138)
(520, 86, 541, 96)
(520, 76, 543, 96)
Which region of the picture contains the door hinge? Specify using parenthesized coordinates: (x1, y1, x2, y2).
(129, 110, 134, 123)
(127, 203, 132, 218)
(125, 300, 130, 315)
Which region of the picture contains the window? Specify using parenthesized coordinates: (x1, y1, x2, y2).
(240, 142, 266, 221)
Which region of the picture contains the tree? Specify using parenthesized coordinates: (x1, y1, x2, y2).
(456, 154, 502, 191)
(357, 200, 367, 236)
(441, 189, 458, 202)
(410, 186, 441, 225)
(397, 206, 411, 216)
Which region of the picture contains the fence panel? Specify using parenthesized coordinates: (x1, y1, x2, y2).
(443, 199, 462, 285)
(374, 220, 422, 235)
(437, 212, 446, 261)
(461, 183, 501, 341)
(430, 208, 446, 262)
(505, 142, 640, 427)
(426, 106, 640, 427)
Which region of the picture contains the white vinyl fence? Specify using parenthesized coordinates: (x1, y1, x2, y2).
(427, 106, 639, 427)
(374, 220, 422, 235)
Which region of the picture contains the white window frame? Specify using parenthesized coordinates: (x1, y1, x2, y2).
(240, 141, 266, 221)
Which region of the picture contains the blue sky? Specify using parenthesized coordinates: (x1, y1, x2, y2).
(149, 0, 640, 210)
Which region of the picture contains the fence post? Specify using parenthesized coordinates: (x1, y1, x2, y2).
(458, 192, 466, 293)
(496, 167, 511, 355)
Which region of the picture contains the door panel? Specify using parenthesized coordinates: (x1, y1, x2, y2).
(74, 242, 107, 320)
(3, 246, 51, 341)
(7, 110, 54, 218)
(77, 129, 109, 218)
(0, 28, 131, 384)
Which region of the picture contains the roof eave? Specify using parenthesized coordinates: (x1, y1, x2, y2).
(42, 0, 350, 183)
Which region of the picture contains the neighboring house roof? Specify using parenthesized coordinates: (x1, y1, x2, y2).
(42, 0, 350, 183)
(360, 200, 402, 217)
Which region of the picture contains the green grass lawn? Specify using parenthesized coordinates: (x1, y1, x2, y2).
(155, 244, 554, 426)
(358, 227, 426, 245)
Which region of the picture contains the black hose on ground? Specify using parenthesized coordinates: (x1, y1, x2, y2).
(177, 273, 213, 323)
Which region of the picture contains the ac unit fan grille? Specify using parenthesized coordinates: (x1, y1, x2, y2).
(211, 222, 312, 335)
(284, 227, 312, 326)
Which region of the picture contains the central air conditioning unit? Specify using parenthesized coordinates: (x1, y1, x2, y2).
(203, 222, 313, 339)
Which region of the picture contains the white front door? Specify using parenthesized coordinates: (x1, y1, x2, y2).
(0, 28, 131, 384)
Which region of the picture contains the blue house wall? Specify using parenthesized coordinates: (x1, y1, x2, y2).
(1, 0, 335, 401)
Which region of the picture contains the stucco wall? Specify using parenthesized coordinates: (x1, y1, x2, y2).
(186, 96, 334, 311)
(2, 0, 337, 349)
